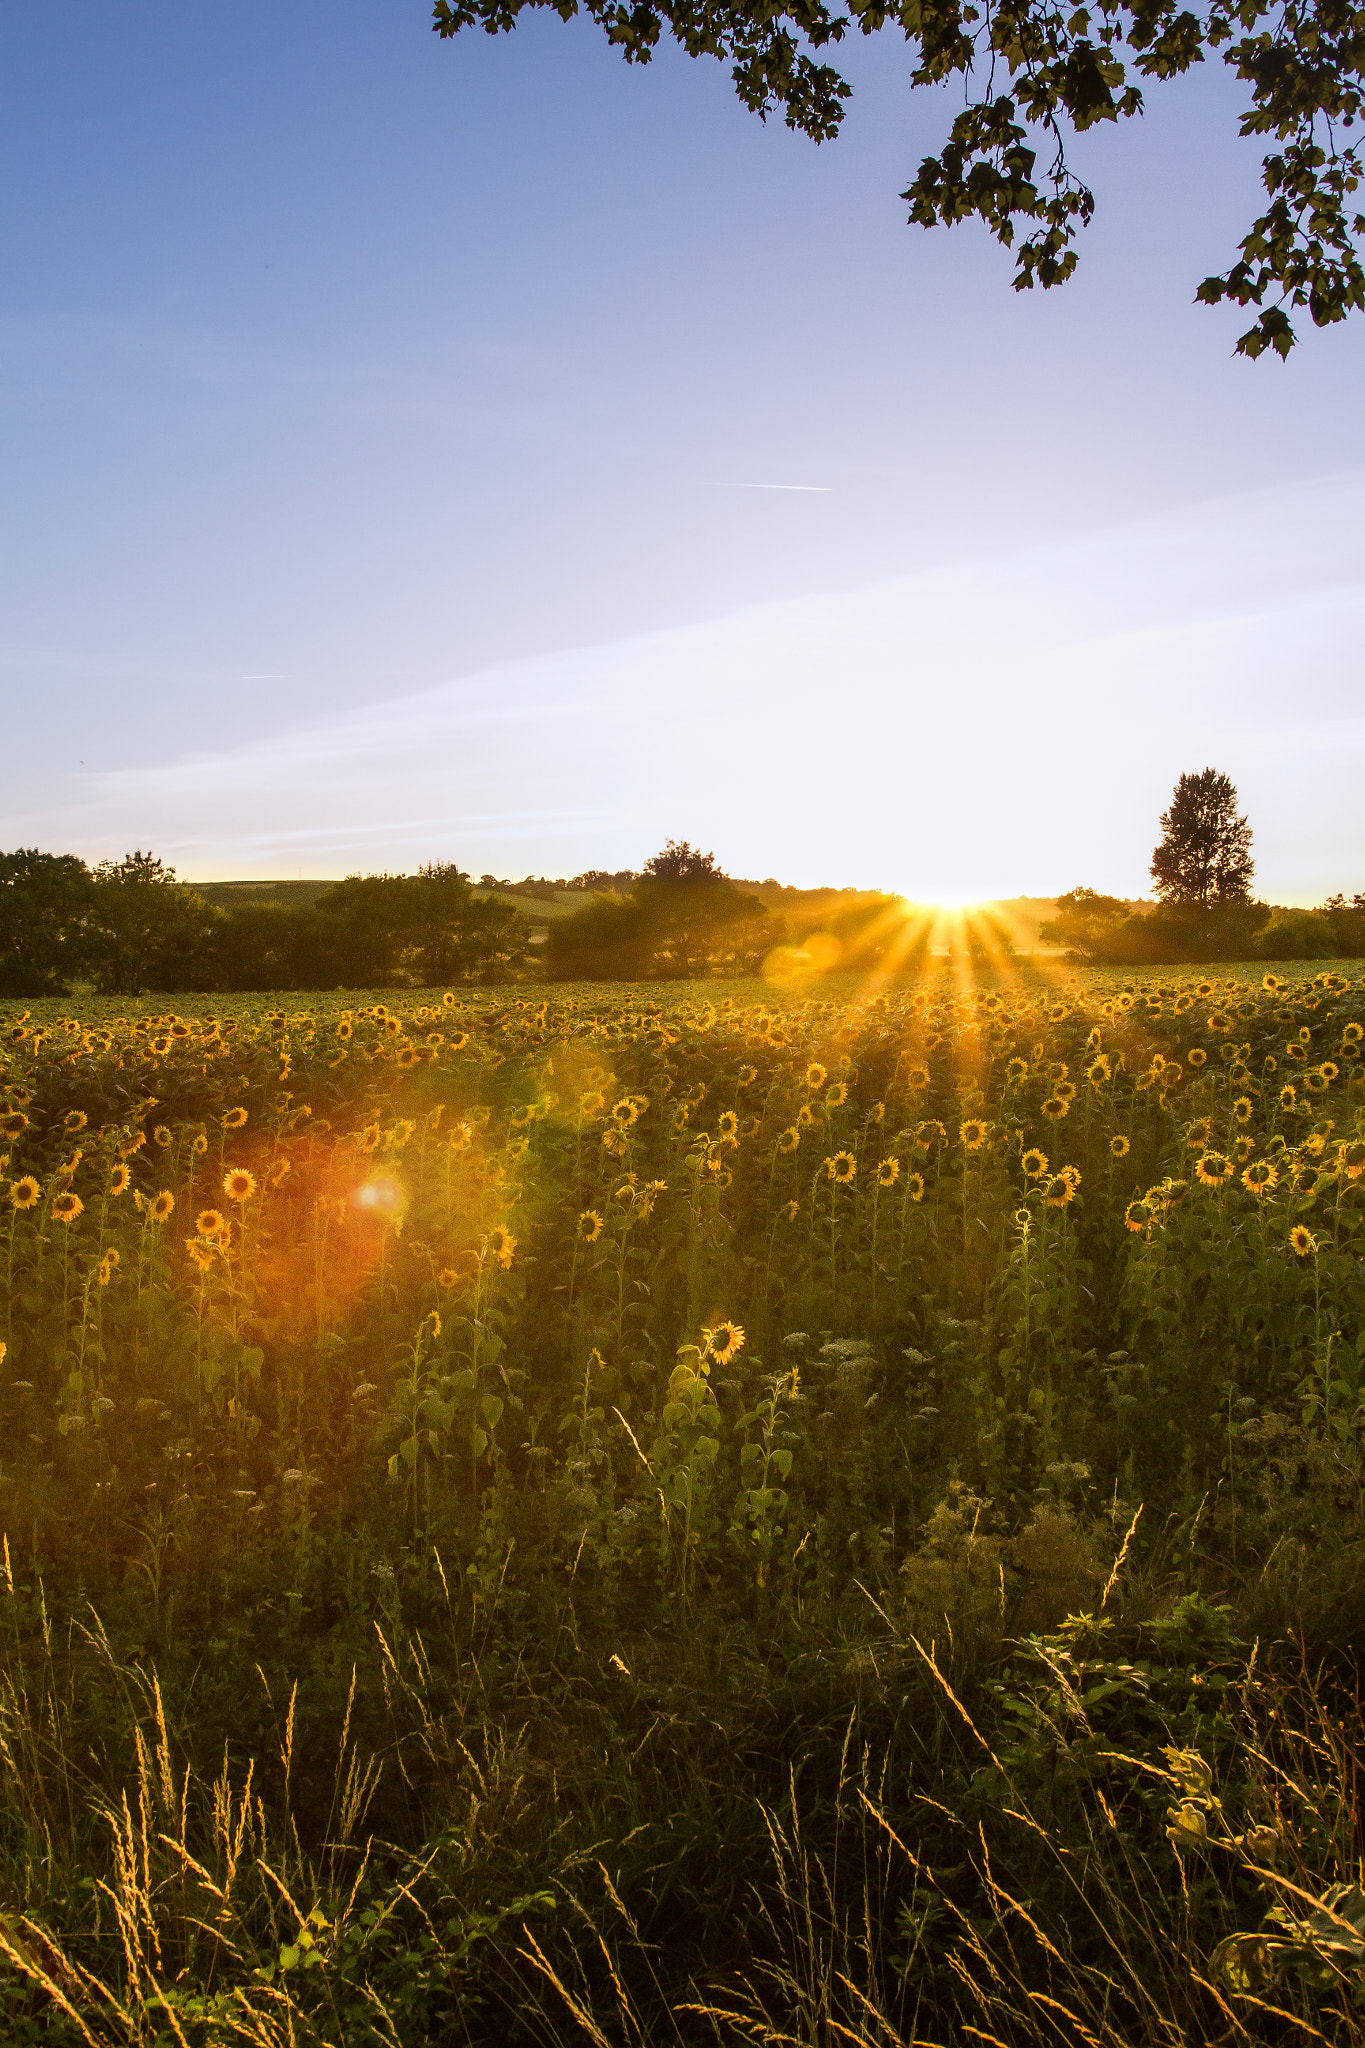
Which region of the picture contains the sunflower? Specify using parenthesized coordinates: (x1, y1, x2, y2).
(611, 1099, 639, 1129)
(826, 1082, 848, 1109)
(1021, 1148, 1049, 1178)
(268, 1159, 292, 1188)
(196, 1208, 225, 1236)
(442, 991, 456, 1008)
(1320, 1062, 1339, 1083)
(777, 1125, 800, 1154)
(50, 1191, 83, 1226)
(1124, 1198, 1153, 1232)
(63, 1110, 88, 1134)
(152, 1125, 172, 1148)
(717, 1110, 740, 1141)
(1040, 1096, 1070, 1121)
(826, 1151, 856, 1184)
(336, 1020, 353, 1041)
(1005, 1059, 1029, 1085)
(222, 1108, 248, 1130)
(1086, 1056, 1111, 1085)
(783, 1198, 801, 1221)
(805, 1063, 827, 1091)
(705, 1320, 745, 1365)
(738, 1064, 758, 1088)
(1279, 1085, 1298, 1110)
(1289, 1224, 1318, 1258)
(905, 1171, 925, 1202)
(577, 1209, 604, 1244)
(1343, 1023, 1364, 1047)
(486, 1225, 516, 1268)
(9, 1176, 40, 1211)
(960, 1118, 989, 1151)
(396, 1047, 421, 1069)
(1339, 1139, 1365, 1180)
(1187, 1048, 1207, 1068)
(797, 1104, 816, 1128)
(1242, 1159, 1278, 1196)
(1233, 1136, 1254, 1163)
(97, 1248, 119, 1285)
(1195, 1151, 1232, 1187)
(1044, 1174, 1076, 1209)
(906, 1065, 930, 1090)
(1103, 1134, 1129, 1162)
(150, 1190, 175, 1223)
(223, 1168, 257, 1203)
(877, 1157, 900, 1188)
(0, 1112, 29, 1140)
(186, 1238, 214, 1272)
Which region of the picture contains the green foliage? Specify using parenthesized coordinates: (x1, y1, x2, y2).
(433, 0, 1365, 356)
(0, 850, 94, 998)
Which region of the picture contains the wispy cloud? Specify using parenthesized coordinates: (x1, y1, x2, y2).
(16, 471, 1364, 901)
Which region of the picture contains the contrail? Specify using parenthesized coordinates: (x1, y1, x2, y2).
(712, 482, 833, 492)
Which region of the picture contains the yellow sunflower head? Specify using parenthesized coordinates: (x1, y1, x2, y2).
(486, 1225, 516, 1269)
(223, 1168, 257, 1203)
(150, 1190, 175, 1222)
(1109, 1134, 1130, 1159)
(577, 1209, 603, 1244)
(826, 1151, 856, 1184)
(1241, 1159, 1278, 1196)
(63, 1110, 88, 1134)
(877, 1156, 900, 1187)
(1021, 1147, 1049, 1178)
(1289, 1224, 1318, 1257)
(960, 1118, 989, 1150)
(222, 1107, 248, 1130)
(10, 1176, 41, 1212)
(50, 1191, 83, 1226)
(705, 1320, 745, 1365)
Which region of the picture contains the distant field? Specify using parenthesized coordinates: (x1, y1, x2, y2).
(183, 877, 338, 911)
(180, 881, 1074, 948)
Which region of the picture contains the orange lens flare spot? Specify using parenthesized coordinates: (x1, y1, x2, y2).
(352, 1176, 407, 1218)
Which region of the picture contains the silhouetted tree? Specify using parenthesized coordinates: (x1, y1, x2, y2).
(1150, 771, 1255, 905)
(0, 849, 94, 996)
(85, 852, 222, 994)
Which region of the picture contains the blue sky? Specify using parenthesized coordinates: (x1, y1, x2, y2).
(3, 1, 1363, 900)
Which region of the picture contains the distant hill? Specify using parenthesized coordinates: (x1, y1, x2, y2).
(181, 880, 1091, 953)
(183, 879, 337, 911)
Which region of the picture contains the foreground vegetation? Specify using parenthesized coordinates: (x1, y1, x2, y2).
(2, 960, 1365, 2043)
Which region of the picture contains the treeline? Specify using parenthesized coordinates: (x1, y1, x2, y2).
(0, 852, 529, 997)
(1040, 889, 1365, 964)
(541, 842, 946, 981)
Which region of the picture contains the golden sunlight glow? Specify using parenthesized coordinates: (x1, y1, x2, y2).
(352, 1176, 406, 1218)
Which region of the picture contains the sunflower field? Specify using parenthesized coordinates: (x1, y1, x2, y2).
(2, 965, 1365, 2046)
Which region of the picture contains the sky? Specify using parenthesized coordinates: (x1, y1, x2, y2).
(2, 1, 1363, 902)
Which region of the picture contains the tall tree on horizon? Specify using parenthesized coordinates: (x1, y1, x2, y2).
(1150, 769, 1256, 905)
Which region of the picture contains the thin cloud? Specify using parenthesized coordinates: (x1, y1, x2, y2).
(20, 472, 1365, 901)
